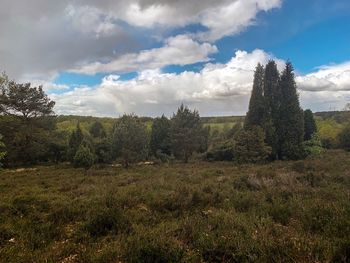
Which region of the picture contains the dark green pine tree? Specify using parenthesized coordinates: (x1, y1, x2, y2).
(304, 109, 317, 141)
(278, 62, 305, 160)
(244, 63, 266, 129)
(263, 60, 281, 159)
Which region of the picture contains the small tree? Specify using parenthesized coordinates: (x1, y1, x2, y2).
(304, 133, 324, 156)
(170, 104, 206, 162)
(0, 134, 6, 168)
(234, 126, 271, 164)
(73, 145, 94, 172)
(112, 114, 149, 168)
(150, 115, 171, 156)
(338, 124, 350, 151)
(304, 109, 317, 141)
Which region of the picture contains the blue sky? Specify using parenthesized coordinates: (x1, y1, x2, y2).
(1, 0, 350, 116)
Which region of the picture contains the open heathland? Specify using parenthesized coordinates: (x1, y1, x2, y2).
(0, 150, 350, 262)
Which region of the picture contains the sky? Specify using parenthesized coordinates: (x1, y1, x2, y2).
(1, 0, 350, 117)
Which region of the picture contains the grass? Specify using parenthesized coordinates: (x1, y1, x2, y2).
(0, 150, 350, 262)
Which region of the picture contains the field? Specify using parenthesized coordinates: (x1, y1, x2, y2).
(1, 151, 350, 262)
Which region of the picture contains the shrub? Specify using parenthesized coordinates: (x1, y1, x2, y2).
(84, 206, 131, 238)
(234, 126, 271, 164)
(338, 124, 350, 151)
(206, 140, 234, 161)
(304, 133, 324, 156)
(73, 145, 94, 170)
(0, 134, 6, 167)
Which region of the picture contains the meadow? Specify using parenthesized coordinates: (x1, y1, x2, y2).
(1, 150, 350, 262)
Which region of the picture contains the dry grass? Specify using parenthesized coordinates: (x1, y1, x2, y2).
(0, 150, 350, 262)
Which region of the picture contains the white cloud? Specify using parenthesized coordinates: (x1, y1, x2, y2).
(71, 35, 218, 75)
(51, 49, 350, 116)
(52, 49, 283, 116)
(296, 62, 350, 92)
(197, 0, 282, 41)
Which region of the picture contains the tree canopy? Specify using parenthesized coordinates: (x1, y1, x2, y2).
(171, 104, 207, 162)
(112, 114, 149, 168)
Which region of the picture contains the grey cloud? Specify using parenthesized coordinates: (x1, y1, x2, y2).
(0, 0, 281, 80)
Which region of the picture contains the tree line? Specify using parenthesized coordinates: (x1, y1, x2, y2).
(1, 64, 350, 169)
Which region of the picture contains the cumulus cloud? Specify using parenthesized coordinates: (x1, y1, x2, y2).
(52, 49, 284, 117)
(71, 35, 218, 75)
(51, 49, 350, 116)
(296, 62, 350, 92)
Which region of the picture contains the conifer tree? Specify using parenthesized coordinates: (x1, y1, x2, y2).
(68, 123, 84, 160)
(278, 62, 304, 160)
(304, 109, 317, 141)
(150, 115, 172, 156)
(171, 104, 205, 163)
(263, 60, 281, 159)
(112, 114, 149, 168)
(89, 121, 106, 138)
(245, 63, 266, 129)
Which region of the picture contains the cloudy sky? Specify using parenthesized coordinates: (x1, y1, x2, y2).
(1, 0, 350, 117)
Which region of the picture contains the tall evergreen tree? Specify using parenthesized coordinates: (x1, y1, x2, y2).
(263, 60, 281, 159)
(245, 63, 266, 129)
(304, 109, 317, 141)
(278, 62, 304, 160)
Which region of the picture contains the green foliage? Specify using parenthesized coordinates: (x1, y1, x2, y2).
(0, 134, 6, 167)
(304, 133, 325, 156)
(67, 123, 84, 161)
(73, 144, 94, 170)
(245, 63, 266, 129)
(206, 140, 234, 161)
(0, 73, 56, 165)
(171, 104, 207, 162)
(263, 60, 281, 159)
(112, 114, 149, 168)
(84, 205, 130, 237)
(338, 124, 350, 151)
(94, 138, 113, 164)
(150, 115, 171, 156)
(234, 126, 271, 164)
(304, 109, 317, 140)
(89, 121, 106, 138)
(278, 62, 305, 160)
